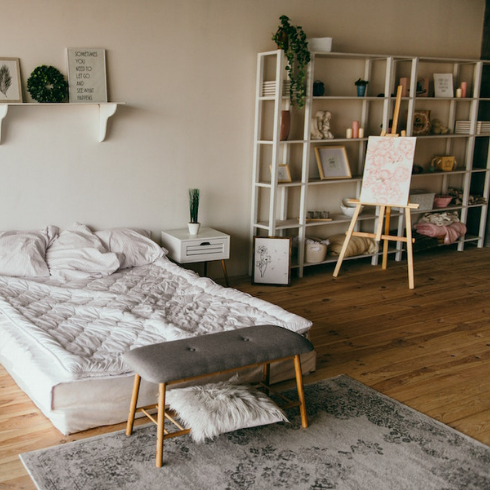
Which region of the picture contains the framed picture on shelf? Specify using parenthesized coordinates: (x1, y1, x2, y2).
(270, 164, 292, 183)
(66, 48, 108, 103)
(252, 236, 291, 286)
(0, 58, 22, 103)
(433, 73, 454, 98)
(315, 146, 352, 180)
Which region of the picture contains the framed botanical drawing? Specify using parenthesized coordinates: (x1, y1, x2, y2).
(252, 236, 291, 286)
(359, 136, 417, 206)
(315, 146, 351, 180)
(0, 58, 22, 103)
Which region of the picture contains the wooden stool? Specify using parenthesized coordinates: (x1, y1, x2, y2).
(123, 325, 314, 467)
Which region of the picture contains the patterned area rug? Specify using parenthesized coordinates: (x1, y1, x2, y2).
(21, 375, 490, 489)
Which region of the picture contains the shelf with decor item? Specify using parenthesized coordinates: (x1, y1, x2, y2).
(251, 49, 490, 278)
(0, 102, 125, 144)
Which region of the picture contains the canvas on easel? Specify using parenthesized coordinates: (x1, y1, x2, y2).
(360, 136, 417, 206)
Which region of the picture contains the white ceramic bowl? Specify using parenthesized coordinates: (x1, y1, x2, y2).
(340, 199, 364, 217)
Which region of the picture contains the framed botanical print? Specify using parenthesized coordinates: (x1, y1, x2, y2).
(0, 58, 22, 103)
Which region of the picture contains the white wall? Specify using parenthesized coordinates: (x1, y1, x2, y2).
(0, 0, 485, 276)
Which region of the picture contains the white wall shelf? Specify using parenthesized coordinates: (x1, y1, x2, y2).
(0, 102, 125, 144)
(251, 50, 490, 277)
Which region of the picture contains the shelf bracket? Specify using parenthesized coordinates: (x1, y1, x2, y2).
(99, 103, 118, 142)
(0, 104, 9, 144)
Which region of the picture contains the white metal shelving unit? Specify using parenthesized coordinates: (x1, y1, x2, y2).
(251, 50, 490, 277)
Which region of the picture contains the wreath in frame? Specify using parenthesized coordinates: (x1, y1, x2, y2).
(27, 65, 68, 103)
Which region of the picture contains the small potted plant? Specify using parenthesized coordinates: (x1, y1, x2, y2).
(272, 15, 311, 109)
(355, 78, 369, 97)
(188, 188, 200, 235)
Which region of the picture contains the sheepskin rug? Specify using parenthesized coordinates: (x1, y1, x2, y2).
(166, 379, 288, 443)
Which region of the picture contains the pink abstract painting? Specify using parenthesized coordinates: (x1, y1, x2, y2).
(359, 136, 417, 206)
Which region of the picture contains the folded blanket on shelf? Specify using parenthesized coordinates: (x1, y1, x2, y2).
(414, 212, 467, 245)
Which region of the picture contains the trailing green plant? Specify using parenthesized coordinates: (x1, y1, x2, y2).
(272, 15, 310, 109)
(189, 188, 200, 223)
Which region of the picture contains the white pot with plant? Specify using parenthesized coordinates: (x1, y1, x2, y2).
(188, 188, 200, 235)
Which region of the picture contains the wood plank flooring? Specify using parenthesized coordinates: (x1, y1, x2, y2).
(1, 245, 490, 489)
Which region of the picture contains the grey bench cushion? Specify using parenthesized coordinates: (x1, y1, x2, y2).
(123, 325, 314, 384)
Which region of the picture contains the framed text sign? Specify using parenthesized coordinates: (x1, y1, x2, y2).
(67, 48, 107, 103)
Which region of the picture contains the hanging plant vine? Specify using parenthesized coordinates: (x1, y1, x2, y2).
(272, 15, 311, 109)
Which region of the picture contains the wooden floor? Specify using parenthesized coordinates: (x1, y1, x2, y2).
(1, 245, 490, 489)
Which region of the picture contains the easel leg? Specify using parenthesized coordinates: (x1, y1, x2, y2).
(382, 206, 391, 270)
(333, 204, 362, 278)
(405, 208, 415, 289)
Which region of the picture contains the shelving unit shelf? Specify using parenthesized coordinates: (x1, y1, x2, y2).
(251, 50, 490, 277)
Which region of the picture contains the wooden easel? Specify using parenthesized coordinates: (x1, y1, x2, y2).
(333, 86, 419, 289)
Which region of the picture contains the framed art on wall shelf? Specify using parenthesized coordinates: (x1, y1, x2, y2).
(0, 58, 22, 103)
(66, 48, 108, 103)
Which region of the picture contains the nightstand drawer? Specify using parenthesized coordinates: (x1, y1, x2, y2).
(183, 238, 228, 261)
(161, 227, 230, 264)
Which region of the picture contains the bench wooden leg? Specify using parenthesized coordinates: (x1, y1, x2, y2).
(293, 354, 308, 428)
(156, 382, 166, 468)
(126, 374, 141, 436)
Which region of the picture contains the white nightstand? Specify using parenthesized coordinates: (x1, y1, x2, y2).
(161, 227, 230, 286)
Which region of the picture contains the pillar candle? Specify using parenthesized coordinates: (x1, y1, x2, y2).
(352, 120, 359, 138)
(456, 88, 462, 98)
(358, 128, 364, 138)
(460, 82, 467, 98)
(346, 128, 353, 139)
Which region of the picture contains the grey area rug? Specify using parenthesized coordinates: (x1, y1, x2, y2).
(21, 375, 490, 490)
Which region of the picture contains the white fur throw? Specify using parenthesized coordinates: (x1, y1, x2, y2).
(166, 380, 288, 443)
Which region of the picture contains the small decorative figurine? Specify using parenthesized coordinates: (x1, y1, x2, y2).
(311, 110, 334, 140)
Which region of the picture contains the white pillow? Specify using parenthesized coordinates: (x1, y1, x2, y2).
(0, 226, 59, 278)
(166, 379, 288, 443)
(46, 223, 120, 281)
(95, 228, 165, 269)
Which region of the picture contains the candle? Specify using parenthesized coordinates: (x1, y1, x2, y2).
(456, 88, 462, 98)
(358, 128, 364, 138)
(352, 120, 359, 138)
(460, 82, 467, 98)
(346, 128, 352, 139)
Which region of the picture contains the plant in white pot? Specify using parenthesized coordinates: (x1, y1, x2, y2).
(188, 188, 200, 235)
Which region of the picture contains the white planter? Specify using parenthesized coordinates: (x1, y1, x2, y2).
(188, 222, 200, 235)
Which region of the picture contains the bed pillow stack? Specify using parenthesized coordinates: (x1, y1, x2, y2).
(0, 226, 59, 278)
(0, 223, 166, 280)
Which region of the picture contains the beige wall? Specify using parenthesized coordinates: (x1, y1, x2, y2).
(0, 0, 485, 277)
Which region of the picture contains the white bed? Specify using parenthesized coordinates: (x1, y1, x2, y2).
(0, 224, 314, 434)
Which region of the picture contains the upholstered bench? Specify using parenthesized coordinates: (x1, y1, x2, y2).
(123, 324, 314, 467)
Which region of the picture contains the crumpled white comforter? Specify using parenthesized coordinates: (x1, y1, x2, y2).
(0, 257, 311, 380)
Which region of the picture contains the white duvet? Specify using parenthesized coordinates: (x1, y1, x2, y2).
(0, 256, 312, 382)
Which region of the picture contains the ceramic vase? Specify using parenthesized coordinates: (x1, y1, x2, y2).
(280, 110, 290, 141)
(188, 222, 200, 235)
(356, 85, 367, 97)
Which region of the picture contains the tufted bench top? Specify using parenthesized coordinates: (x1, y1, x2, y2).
(123, 324, 314, 384)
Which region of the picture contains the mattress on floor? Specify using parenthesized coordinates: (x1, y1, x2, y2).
(0, 256, 314, 434)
